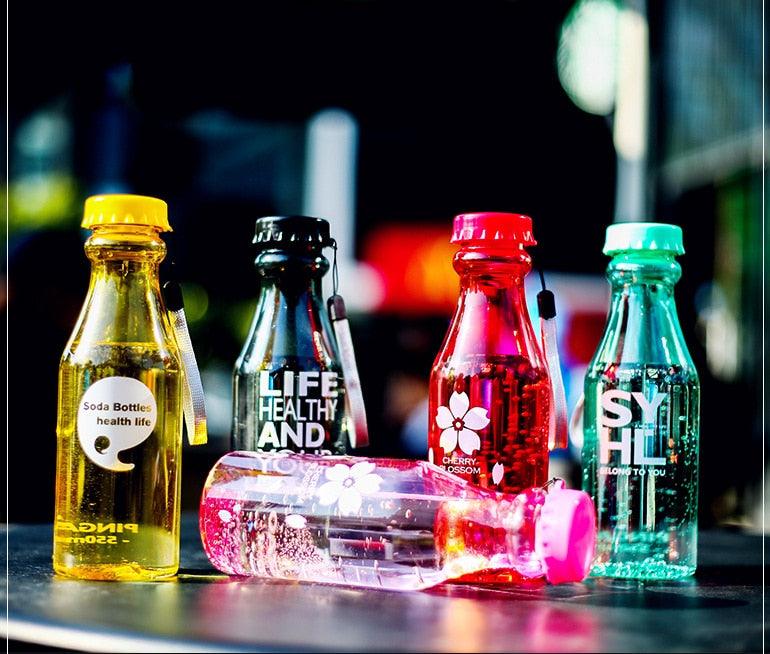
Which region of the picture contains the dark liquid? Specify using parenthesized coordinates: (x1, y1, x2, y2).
(429, 354, 550, 494)
(232, 358, 345, 455)
(231, 259, 346, 455)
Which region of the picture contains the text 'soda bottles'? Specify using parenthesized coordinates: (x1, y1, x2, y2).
(429, 213, 551, 494)
(55, 195, 192, 580)
(581, 223, 700, 579)
(233, 216, 346, 455)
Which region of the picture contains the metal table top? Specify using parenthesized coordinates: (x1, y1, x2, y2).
(4, 517, 764, 652)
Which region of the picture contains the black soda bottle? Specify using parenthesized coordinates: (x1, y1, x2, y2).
(232, 216, 346, 454)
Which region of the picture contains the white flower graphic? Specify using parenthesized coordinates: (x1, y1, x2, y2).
(317, 462, 383, 516)
(492, 461, 505, 485)
(436, 391, 490, 455)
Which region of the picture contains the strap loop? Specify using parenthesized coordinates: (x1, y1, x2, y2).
(163, 280, 208, 446)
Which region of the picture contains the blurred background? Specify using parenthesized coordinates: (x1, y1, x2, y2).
(6, 1, 764, 530)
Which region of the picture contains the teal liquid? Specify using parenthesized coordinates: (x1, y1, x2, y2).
(582, 363, 699, 580)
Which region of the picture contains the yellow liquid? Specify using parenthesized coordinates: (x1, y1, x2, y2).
(54, 343, 182, 580)
(54, 224, 183, 581)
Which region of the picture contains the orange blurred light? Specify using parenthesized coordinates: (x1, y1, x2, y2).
(362, 224, 459, 315)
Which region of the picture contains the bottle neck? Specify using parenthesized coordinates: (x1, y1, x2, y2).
(453, 245, 533, 279)
(240, 249, 338, 366)
(72, 225, 172, 348)
(255, 250, 329, 297)
(86, 224, 167, 263)
(442, 246, 543, 363)
(86, 225, 166, 291)
(606, 251, 682, 289)
(593, 251, 693, 368)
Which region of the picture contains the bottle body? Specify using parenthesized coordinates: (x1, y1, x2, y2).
(232, 221, 346, 455)
(429, 244, 551, 494)
(54, 223, 183, 580)
(200, 452, 588, 591)
(581, 249, 700, 579)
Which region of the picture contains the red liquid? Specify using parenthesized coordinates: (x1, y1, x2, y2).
(429, 354, 550, 494)
(433, 486, 546, 585)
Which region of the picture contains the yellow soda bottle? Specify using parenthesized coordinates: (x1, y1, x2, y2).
(54, 194, 185, 581)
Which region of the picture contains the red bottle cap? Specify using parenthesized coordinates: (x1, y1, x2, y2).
(451, 212, 537, 246)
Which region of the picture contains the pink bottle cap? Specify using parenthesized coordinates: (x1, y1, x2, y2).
(535, 481, 597, 584)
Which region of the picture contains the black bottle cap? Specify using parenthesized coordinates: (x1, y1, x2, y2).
(253, 216, 333, 251)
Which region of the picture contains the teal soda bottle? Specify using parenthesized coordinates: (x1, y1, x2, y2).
(581, 223, 700, 579)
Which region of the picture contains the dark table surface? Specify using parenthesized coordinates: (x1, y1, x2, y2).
(3, 516, 765, 653)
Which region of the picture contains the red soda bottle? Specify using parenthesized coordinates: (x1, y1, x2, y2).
(428, 212, 551, 494)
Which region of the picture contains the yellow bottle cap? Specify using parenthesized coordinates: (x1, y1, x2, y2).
(82, 194, 172, 232)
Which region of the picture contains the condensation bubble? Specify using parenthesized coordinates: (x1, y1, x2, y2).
(285, 514, 308, 529)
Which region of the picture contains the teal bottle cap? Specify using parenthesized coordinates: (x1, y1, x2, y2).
(603, 222, 685, 256)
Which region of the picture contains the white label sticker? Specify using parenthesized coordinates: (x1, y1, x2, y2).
(77, 376, 157, 472)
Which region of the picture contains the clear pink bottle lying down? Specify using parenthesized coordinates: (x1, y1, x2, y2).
(199, 452, 596, 591)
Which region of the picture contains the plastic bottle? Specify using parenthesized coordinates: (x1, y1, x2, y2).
(428, 213, 552, 494)
(232, 216, 347, 455)
(54, 194, 185, 580)
(200, 451, 596, 591)
(581, 223, 700, 579)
